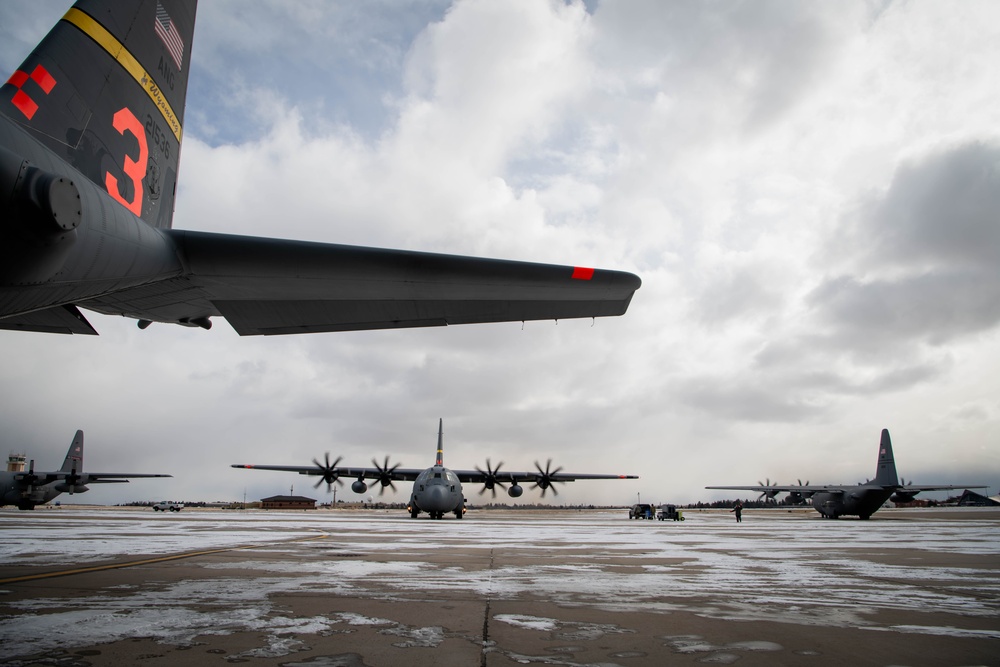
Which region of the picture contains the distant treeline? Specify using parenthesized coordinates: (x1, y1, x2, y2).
(681, 499, 811, 509)
(117, 501, 226, 508)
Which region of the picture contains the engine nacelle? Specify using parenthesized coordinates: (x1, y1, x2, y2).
(507, 484, 523, 498)
(55, 483, 89, 494)
(787, 492, 812, 505)
(352, 480, 368, 494)
(891, 491, 918, 504)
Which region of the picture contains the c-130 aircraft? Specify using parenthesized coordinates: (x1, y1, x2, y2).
(0, 430, 170, 510)
(707, 429, 987, 520)
(233, 419, 638, 519)
(1, 0, 640, 335)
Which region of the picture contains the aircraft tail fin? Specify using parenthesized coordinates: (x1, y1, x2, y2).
(1, 0, 197, 229)
(873, 428, 899, 487)
(60, 429, 85, 472)
(436, 418, 444, 466)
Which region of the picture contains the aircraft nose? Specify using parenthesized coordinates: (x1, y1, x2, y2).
(421, 485, 450, 511)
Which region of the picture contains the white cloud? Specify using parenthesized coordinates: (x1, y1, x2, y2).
(1, 0, 999, 507)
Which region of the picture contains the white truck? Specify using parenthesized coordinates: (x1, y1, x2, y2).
(152, 502, 183, 512)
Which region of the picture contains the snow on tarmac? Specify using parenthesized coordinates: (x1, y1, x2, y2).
(1, 507, 998, 660)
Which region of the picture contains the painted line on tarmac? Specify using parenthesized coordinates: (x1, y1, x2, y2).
(0, 534, 329, 585)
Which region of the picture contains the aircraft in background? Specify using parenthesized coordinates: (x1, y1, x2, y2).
(0, 430, 171, 510)
(232, 419, 638, 519)
(706, 429, 987, 519)
(0, 0, 639, 336)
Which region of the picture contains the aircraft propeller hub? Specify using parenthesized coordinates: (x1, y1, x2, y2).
(372, 455, 400, 495)
(312, 453, 344, 492)
(532, 459, 565, 497)
(475, 458, 507, 497)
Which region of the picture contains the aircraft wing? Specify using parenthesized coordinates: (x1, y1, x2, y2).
(707, 483, 988, 493)
(14, 471, 172, 484)
(895, 484, 989, 492)
(233, 464, 638, 486)
(0, 305, 100, 335)
(705, 485, 844, 494)
(79, 231, 642, 335)
(231, 463, 425, 482)
(454, 469, 638, 484)
(77, 473, 172, 482)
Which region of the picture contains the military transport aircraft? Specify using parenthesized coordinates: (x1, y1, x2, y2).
(706, 429, 987, 519)
(0, 430, 171, 510)
(0, 0, 640, 336)
(232, 419, 638, 519)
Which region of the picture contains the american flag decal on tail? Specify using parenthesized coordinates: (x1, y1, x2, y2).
(155, 2, 185, 70)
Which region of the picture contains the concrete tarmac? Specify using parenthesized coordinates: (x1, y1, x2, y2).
(1, 506, 998, 666)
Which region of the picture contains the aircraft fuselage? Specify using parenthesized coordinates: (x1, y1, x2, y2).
(810, 486, 894, 520)
(408, 465, 465, 520)
(0, 117, 184, 319)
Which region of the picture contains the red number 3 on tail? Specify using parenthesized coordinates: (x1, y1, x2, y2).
(105, 107, 148, 216)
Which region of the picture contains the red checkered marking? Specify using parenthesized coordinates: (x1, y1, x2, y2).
(6, 64, 57, 120)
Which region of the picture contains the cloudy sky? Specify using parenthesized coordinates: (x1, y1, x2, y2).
(1, 0, 998, 508)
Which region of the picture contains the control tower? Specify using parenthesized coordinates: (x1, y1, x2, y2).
(6, 452, 26, 472)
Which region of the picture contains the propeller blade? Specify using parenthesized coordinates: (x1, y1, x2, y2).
(310, 453, 344, 492)
(532, 459, 566, 497)
(477, 458, 508, 497)
(370, 455, 400, 493)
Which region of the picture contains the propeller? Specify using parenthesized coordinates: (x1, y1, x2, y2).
(799, 479, 815, 501)
(891, 478, 918, 503)
(372, 455, 400, 495)
(476, 459, 507, 497)
(20, 459, 41, 497)
(22, 459, 39, 486)
(311, 453, 344, 492)
(63, 466, 81, 495)
(532, 459, 565, 497)
(788, 480, 812, 504)
(757, 478, 779, 502)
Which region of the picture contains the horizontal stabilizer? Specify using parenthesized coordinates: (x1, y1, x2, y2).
(0, 304, 98, 335)
(81, 231, 641, 335)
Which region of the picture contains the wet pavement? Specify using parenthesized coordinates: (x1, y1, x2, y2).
(1, 507, 998, 666)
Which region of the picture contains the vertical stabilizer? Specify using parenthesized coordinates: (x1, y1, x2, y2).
(873, 428, 898, 487)
(436, 418, 444, 466)
(61, 429, 84, 472)
(1, 0, 197, 228)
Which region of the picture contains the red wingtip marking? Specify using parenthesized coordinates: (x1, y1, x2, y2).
(572, 267, 595, 280)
